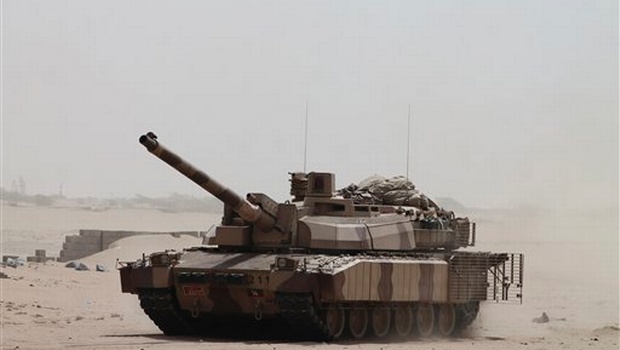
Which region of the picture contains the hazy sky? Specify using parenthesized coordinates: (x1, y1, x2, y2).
(2, 0, 618, 209)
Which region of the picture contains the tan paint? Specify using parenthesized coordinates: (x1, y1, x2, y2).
(432, 263, 449, 301)
(391, 262, 421, 301)
(151, 267, 173, 288)
(333, 259, 448, 303)
(368, 262, 380, 300)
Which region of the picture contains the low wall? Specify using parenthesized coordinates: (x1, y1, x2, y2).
(58, 229, 203, 262)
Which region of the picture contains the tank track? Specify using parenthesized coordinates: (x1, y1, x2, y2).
(455, 301, 479, 332)
(138, 289, 479, 340)
(138, 288, 198, 335)
(276, 293, 331, 340)
(276, 296, 480, 340)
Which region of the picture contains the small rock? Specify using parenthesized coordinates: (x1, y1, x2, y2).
(0, 272, 9, 279)
(74, 262, 89, 271)
(64, 261, 78, 268)
(532, 312, 550, 323)
(4, 258, 25, 268)
(96, 264, 107, 272)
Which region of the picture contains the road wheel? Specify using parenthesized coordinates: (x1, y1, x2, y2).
(324, 305, 346, 339)
(371, 307, 391, 338)
(416, 303, 434, 338)
(348, 307, 369, 339)
(393, 306, 414, 338)
(437, 303, 456, 336)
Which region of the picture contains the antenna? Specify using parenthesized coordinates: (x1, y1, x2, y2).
(303, 100, 309, 173)
(406, 104, 411, 180)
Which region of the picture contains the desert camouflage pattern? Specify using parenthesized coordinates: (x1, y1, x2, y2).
(119, 133, 524, 340)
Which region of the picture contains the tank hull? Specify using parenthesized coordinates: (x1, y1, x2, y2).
(120, 249, 522, 340)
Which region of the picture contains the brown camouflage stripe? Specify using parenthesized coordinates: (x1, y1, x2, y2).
(378, 263, 393, 301)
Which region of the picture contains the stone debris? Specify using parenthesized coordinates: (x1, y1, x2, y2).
(96, 264, 108, 272)
(74, 262, 90, 271)
(2, 257, 26, 268)
(532, 312, 550, 323)
(64, 261, 78, 268)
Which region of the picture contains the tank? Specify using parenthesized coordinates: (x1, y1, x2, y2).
(119, 132, 524, 340)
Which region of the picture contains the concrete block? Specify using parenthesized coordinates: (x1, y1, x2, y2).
(58, 253, 85, 262)
(65, 235, 81, 244)
(65, 235, 101, 246)
(26, 256, 46, 263)
(79, 235, 103, 245)
(101, 237, 120, 248)
(108, 231, 131, 238)
(63, 242, 101, 252)
(79, 229, 102, 237)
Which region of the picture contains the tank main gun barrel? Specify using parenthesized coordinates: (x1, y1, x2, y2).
(139, 132, 276, 231)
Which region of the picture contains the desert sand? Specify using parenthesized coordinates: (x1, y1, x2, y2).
(1, 204, 618, 350)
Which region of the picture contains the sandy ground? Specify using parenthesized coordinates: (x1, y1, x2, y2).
(1, 204, 618, 350)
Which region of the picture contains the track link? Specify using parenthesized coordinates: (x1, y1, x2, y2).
(138, 288, 197, 335)
(276, 293, 331, 340)
(455, 301, 479, 333)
